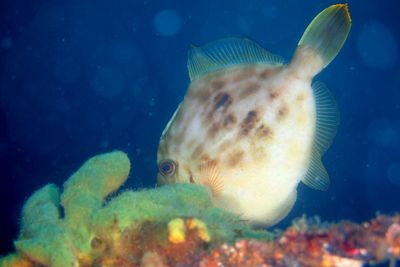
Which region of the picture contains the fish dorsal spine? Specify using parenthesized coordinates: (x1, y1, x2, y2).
(187, 37, 284, 81)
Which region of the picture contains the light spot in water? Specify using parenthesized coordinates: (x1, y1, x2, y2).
(153, 9, 182, 36)
(357, 21, 398, 69)
(90, 66, 125, 99)
(1, 37, 13, 49)
(101, 139, 109, 149)
(262, 2, 279, 19)
(367, 118, 398, 147)
(112, 41, 139, 64)
(387, 163, 400, 186)
(149, 98, 156, 107)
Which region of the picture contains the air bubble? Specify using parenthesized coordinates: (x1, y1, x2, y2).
(357, 21, 398, 69)
(153, 9, 182, 37)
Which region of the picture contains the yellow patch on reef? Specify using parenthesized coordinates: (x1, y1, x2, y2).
(168, 218, 186, 244)
(168, 218, 211, 244)
(187, 218, 211, 242)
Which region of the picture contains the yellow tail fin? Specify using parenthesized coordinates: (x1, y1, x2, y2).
(298, 4, 351, 69)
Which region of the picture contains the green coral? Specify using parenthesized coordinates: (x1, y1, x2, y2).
(1, 151, 257, 267)
(12, 151, 130, 267)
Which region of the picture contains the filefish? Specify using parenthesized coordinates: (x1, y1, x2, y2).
(157, 4, 351, 226)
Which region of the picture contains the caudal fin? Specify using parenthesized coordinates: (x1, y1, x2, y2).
(291, 4, 351, 77)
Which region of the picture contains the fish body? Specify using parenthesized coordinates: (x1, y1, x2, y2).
(157, 5, 351, 226)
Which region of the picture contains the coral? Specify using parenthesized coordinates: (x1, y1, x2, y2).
(198, 214, 400, 267)
(79, 213, 400, 267)
(8, 151, 130, 267)
(0, 151, 250, 267)
(2, 150, 399, 266)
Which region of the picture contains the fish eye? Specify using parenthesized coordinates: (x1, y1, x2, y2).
(159, 159, 176, 176)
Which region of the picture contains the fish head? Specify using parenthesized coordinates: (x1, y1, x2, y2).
(156, 105, 200, 187)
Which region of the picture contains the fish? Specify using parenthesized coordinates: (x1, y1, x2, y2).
(157, 4, 351, 226)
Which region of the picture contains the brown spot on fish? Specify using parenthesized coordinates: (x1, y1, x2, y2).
(199, 158, 219, 172)
(191, 144, 204, 159)
(277, 104, 289, 121)
(269, 91, 280, 100)
(204, 107, 215, 124)
(258, 66, 282, 80)
(207, 123, 220, 139)
(223, 113, 237, 128)
(214, 92, 232, 111)
(188, 84, 212, 103)
(218, 140, 231, 153)
(255, 124, 273, 139)
(240, 110, 259, 135)
(259, 68, 277, 79)
(200, 153, 211, 163)
(232, 67, 257, 83)
(239, 82, 261, 99)
(198, 88, 212, 102)
(211, 78, 226, 90)
(296, 93, 305, 102)
(227, 149, 244, 167)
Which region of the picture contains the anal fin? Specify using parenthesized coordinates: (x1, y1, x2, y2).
(302, 82, 339, 191)
(303, 149, 330, 191)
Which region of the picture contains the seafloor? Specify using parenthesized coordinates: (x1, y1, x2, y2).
(1, 151, 399, 267)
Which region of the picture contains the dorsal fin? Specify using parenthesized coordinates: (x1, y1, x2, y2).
(187, 37, 284, 81)
(302, 82, 339, 191)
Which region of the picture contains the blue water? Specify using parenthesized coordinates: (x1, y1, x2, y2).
(0, 0, 399, 256)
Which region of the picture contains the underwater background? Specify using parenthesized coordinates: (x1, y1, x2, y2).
(0, 0, 399, 256)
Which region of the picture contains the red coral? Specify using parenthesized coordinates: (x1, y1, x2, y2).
(92, 215, 400, 267)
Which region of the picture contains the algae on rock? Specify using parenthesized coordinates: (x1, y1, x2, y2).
(1, 151, 255, 267)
